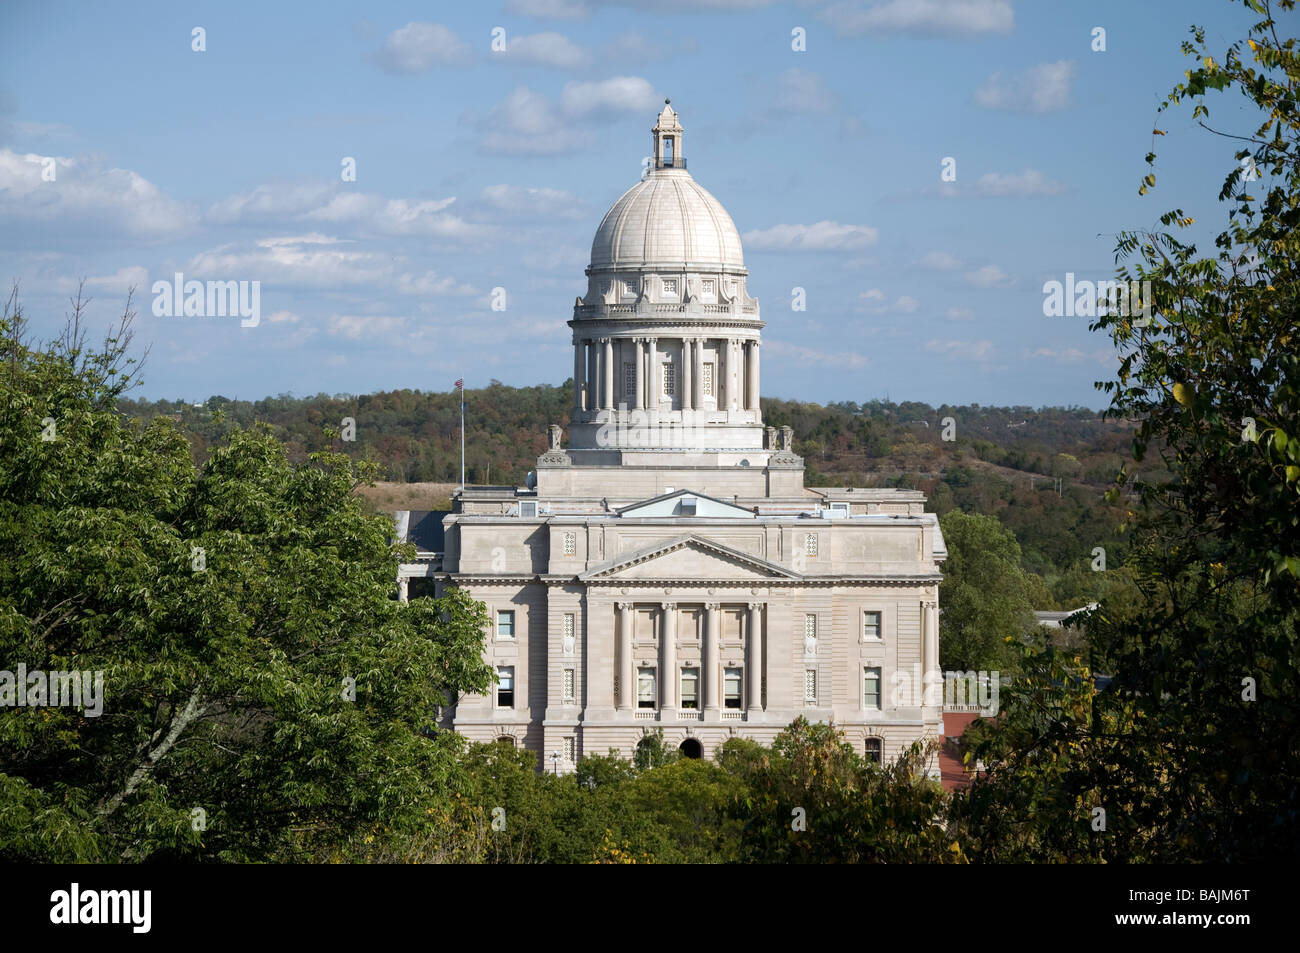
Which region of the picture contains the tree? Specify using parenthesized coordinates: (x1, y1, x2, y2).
(718, 718, 961, 864)
(938, 510, 1040, 672)
(0, 292, 494, 862)
(953, 0, 1300, 862)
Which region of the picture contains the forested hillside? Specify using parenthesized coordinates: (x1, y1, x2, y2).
(118, 385, 1156, 605)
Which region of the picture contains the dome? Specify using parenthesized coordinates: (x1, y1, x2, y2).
(588, 169, 745, 272)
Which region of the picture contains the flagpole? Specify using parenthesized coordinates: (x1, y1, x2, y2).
(459, 379, 465, 492)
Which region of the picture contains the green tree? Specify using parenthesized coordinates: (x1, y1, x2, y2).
(938, 510, 1040, 672)
(954, 0, 1300, 862)
(0, 293, 494, 862)
(719, 718, 962, 864)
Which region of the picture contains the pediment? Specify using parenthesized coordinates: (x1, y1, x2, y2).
(617, 489, 755, 519)
(580, 535, 799, 582)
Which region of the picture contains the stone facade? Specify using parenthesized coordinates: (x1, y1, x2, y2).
(398, 104, 946, 772)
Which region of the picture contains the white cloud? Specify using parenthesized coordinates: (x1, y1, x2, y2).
(53, 266, 150, 295)
(186, 235, 393, 288)
(773, 68, 835, 114)
(506, 0, 591, 17)
(500, 32, 587, 68)
(0, 148, 195, 241)
(208, 185, 488, 241)
(920, 251, 962, 270)
(859, 289, 918, 314)
(1026, 346, 1114, 366)
(765, 338, 868, 369)
(743, 220, 879, 251)
(821, 0, 1013, 36)
(975, 60, 1075, 113)
(371, 22, 471, 73)
(328, 314, 409, 339)
(926, 338, 995, 359)
(396, 271, 478, 296)
(560, 76, 659, 115)
(965, 264, 1013, 288)
(481, 184, 585, 219)
(946, 306, 974, 320)
(974, 168, 1066, 197)
(267, 310, 301, 324)
(475, 80, 657, 154)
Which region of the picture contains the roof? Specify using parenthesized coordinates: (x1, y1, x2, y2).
(589, 169, 744, 271)
(405, 510, 447, 553)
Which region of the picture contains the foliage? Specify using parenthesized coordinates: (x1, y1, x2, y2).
(937, 510, 1040, 672)
(0, 292, 493, 862)
(952, 0, 1300, 862)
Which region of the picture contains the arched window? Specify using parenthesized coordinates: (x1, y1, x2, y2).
(679, 738, 702, 759)
(864, 737, 883, 764)
(496, 735, 516, 748)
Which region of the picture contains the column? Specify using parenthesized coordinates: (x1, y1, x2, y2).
(587, 341, 598, 412)
(681, 339, 693, 412)
(602, 338, 614, 410)
(747, 602, 763, 711)
(634, 338, 644, 410)
(732, 340, 741, 410)
(618, 602, 633, 710)
(659, 603, 676, 710)
(648, 338, 659, 409)
(694, 338, 704, 408)
(720, 340, 729, 411)
(924, 599, 941, 707)
(703, 603, 720, 711)
(574, 340, 585, 412)
(746, 341, 760, 411)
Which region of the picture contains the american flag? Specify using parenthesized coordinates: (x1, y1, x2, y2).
(454, 378, 463, 389)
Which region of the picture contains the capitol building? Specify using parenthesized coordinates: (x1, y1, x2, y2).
(400, 103, 946, 770)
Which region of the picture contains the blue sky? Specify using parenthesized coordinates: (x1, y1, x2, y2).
(0, 0, 1263, 408)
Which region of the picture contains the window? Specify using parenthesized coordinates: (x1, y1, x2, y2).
(663, 278, 676, 293)
(563, 614, 575, 640)
(863, 610, 882, 640)
(624, 362, 635, 401)
(496, 610, 515, 639)
(496, 667, 514, 708)
(679, 496, 697, 516)
(637, 668, 657, 709)
(863, 667, 881, 710)
(864, 737, 883, 764)
(563, 532, 576, 555)
(702, 279, 715, 294)
(564, 736, 576, 761)
(662, 361, 676, 397)
(805, 614, 817, 640)
(724, 668, 743, 709)
(805, 534, 818, 556)
(804, 670, 818, 705)
(519, 501, 537, 517)
(702, 362, 714, 397)
(563, 668, 575, 702)
(680, 668, 699, 709)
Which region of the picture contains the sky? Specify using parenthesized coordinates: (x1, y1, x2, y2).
(0, 0, 1267, 409)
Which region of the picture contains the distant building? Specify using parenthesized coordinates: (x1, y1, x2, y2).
(396, 104, 946, 771)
